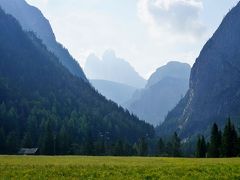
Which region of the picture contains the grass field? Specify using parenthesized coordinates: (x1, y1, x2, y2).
(0, 156, 240, 179)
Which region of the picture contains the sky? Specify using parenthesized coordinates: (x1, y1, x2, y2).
(26, 0, 239, 79)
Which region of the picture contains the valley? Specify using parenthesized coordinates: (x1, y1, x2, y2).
(0, 0, 240, 179)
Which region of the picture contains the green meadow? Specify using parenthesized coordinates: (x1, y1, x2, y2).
(0, 156, 239, 179)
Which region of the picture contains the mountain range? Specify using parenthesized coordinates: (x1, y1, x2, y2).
(126, 62, 191, 126)
(85, 50, 146, 88)
(157, 2, 240, 139)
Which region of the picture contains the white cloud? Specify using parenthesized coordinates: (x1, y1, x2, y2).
(138, 0, 206, 42)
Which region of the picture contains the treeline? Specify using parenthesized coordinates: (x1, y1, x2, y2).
(196, 119, 240, 158)
(0, 106, 181, 157)
(0, 101, 153, 156)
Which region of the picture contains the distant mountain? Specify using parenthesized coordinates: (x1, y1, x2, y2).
(146, 61, 191, 88)
(90, 80, 137, 106)
(158, 2, 240, 139)
(0, 7, 154, 155)
(0, 0, 87, 81)
(84, 50, 146, 88)
(127, 62, 191, 126)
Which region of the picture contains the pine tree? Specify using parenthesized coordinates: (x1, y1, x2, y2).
(56, 126, 70, 155)
(6, 131, 18, 154)
(21, 132, 33, 148)
(222, 119, 238, 157)
(208, 123, 222, 157)
(196, 136, 201, 158)
(137, 137, 148, 156)
(7, 107, 18, 128)
(171, 132, 181, 157)
(196, 135, 207, 158)
(0, 102, 6, 118)
(41, 121, 55, 155)
(237, 137, 240, 156)
(84, 131, 94, 155)
(165, 142, 173, 156)
(157, 138, 165, 156)
(113, 140, 124, 156)
(0, 128, 6, 154)
(123, 143, 133, 156)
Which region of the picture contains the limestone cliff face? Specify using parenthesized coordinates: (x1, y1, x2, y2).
(158, 2, 240, 138)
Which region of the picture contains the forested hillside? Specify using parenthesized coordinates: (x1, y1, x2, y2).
(0, 8, 154, 155)
(0, 0, 87, 80)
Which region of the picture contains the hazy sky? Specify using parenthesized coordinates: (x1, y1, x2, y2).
(26, 0, 239, 78)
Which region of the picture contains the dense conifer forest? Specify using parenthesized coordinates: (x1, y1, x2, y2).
(196, 119, 240, 158)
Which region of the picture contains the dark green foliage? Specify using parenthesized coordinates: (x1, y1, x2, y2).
(222, 119, 238, 157)
(113, 140, 124, 156)
(55, 126, 70, 155)
(21, 132, 33, 148)
(0, 8, 154, 155)
(83, 132, 94, 156)
(154, 133, 182, 157)
(0, 128, 6, 153)
(41, 121, 55, 155)
(238, 138, 240, 156)
(6, 131, 18, 154)
(171, 132, 181, 157)
(136, 137, 148, 156)
(196, 136, 207, 158)
(196, 120, 240, 158)
(208, 123, 222, 157)
(157, 138, 165, 156)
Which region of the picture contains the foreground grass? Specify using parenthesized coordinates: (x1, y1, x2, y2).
(0, 156, 239, 179)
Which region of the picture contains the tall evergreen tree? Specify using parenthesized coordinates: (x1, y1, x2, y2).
(196, 135, 207, 158)
(157, 138, 165, 156)
(137, 137, 148, 156)
(222, 119, 238, 157)
(0, 102, 6, 120)
(113, 140, 124, 156)
(6, 131, 18, 154)
(94, 136, 106, 156)
(0, 128, 6, 154)
(237, 137, 240, 156)
(123, 143, 133, 156)
(56, 126, 70, 155)
(84, 131, 94, 155)
(21, 132, 33, 148)
(171, 132, 181, 157)
(41, 121, 55, 155)
(208, 123, 222, 157)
